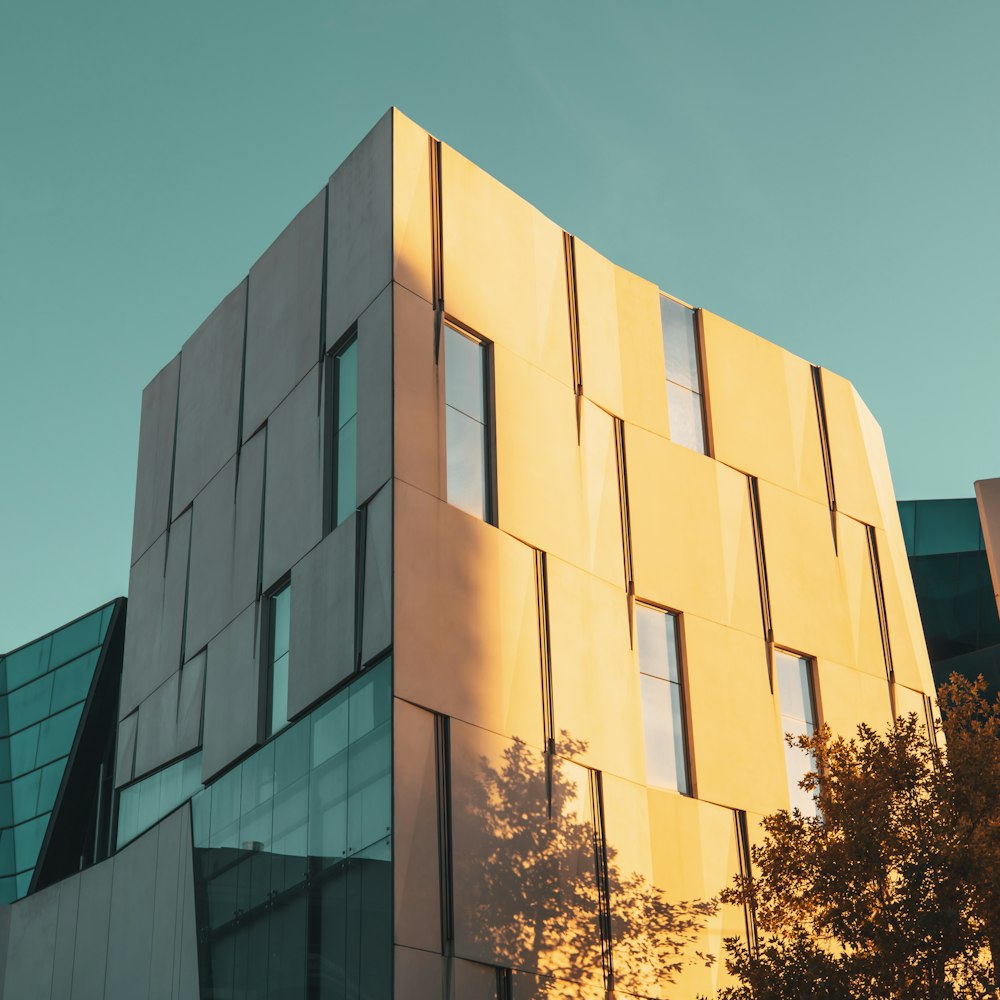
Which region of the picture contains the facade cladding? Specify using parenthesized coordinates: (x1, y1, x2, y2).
(0, 109, 939, 998)
(899, 483, 1000, 697)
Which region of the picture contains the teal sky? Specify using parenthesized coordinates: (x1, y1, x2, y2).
(2, 1, 998, 650)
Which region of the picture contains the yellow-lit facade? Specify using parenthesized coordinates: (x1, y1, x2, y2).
(388, 109, 937, 998)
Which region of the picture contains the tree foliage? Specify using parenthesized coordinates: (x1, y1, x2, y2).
(711, 674, 1000, 1000)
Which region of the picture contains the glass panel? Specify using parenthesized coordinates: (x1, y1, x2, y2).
(49, 649, 100, 714)
(635, 606, 680, 682)
(783, 717, 817, 817)
(272, 587, 291, 659)
(49, 609, 104, 668)
(444, 326, 485, 421)
(9, 726, 39, 776)
(335, 413, 357, 525)
(7, 674, 54, 734)
(336, 338, 358, 429)
(308, 747, 348, 864)
(0, 784, 11, 827)
(11, 770, 41, 821)
(640, 675, 689, 794)
(666, 381, 707, 455)
(270, 652, 290, 736)
(15, 871, 32, 899)
(13, 814, 48, 873)
(660, 296, 700, 391)
(0, 830, 14, 874)
(775, 651, 815, 726)
(898, 501, 916, 555)
(348, 660, 391, 742)
(116, 752, 204, 850)
(445, 405, 487, 520)
(311, 687, 349, 766)
(912, 498, 982, 557)
(4, 638, 51, 693)
(347, 721, 391, 855)
(35, 704, 83, 769)
(0, 878, 16, 905)
(36, 760, 65, 815)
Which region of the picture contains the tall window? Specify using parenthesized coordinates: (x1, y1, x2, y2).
(444, 324, 491, 521)
(329, 336, 358, 528)
(660, 295, 707, 454)
(266, 584, 291, 737)
(635, 604, 691, 794)
(775, 650, 818, 816)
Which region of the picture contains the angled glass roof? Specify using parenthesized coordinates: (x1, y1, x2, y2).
(0, 601, 116, 902)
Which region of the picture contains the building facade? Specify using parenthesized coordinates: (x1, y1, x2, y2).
(0, 109, 938, 999)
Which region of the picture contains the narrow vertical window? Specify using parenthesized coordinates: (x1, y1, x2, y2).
(444, 325, 491, 521)
(660, 295, 707, 455)
(635, 604, 690, 794)
(332, 337, 358, 527)
(267, 584, 291, 737)
(774, 650, 818, 816)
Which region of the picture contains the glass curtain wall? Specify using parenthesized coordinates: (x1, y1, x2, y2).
(191, 658, 392, 999)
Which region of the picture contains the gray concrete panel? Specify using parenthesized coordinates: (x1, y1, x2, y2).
(287, 516, 357, 719)
(4, 884, 58, 1000)
(121, 509, 192, 718)
(114, 711, 138, 788)
(452, 959, 500, 999)
(394, 946, 444, 1000)
(148, 809, 182, 1000)
(174, 807, 200, 1000)
(131, 356, 180, 565)
(52, 877, 81, 1000)
(135, 671, 181, 779)
(173, 279, 246, 513)
(361, 482, 392, 664)
(242, 190, 325, 440)
(262, 366, 324, 592)
(0, 905, 9, 999)
(327, 110, 392, 342)
(233, 428, 267, 613)
(356, 286, 392, 506)
(393, 699, 440, 954)
(185, 456, 237, 655)
(71, 862, 112, 1000)
(105, 824, 158, 1000)
(202, 604, 261, 781)
(176, 651, 205, 756)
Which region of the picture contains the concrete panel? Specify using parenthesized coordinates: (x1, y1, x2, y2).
(176, 650, 205, 756)
(546, 556, 644, 784)
(72, 861, 113, 1000)
(115, 710, 138, 788)
(758, 481, 853, 667)
(820, 369, 881, 526)
(135, 670, 181, 779)
(393, 284, 441, 499)
(453, 959, 500, 999)
(4, 883, 58, 1000)
(131, 355, 180, 565)
(816, 659, 893, 741)
(441, 144, 573, 387)
(511, 972, 604, 999)
(392, 109, 434, 304)
(121, 509, 192, 718)
(0, 905, 10, 996)
(52, 875, 81, 1000)
(682, 615, 786, 816)
(450, 721, 600, 982)
(701, 310, 827, 504)
(894, 683, 929, 728)
(148, 809, 184, 1000)
(836, 513, 888, 679)
(287, 516, 357, 720)
(106, 823, 158, 1000)
(202, 604, 261, 781)
(356, 285, 393, 506)
(262, 365, 324, 591)
(976, 477, 1000, 615)
(328, 110, 392, 342)
(172, 279, 246, 513)
(625, 425, 763, 639)
(395, 481, 542, 743)
(362, 482, 392, 665)
(174, 806, 200, 1000)
(573, 239, 668, 436)
(393, 699, 440, 954)
(494, 351, 624, 587)
(243, 189, 326, 440)
(395, 945, 444, 1000)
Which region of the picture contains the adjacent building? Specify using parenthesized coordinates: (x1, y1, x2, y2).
(0, 109, 938, 999)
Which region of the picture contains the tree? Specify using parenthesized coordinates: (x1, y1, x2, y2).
(710, 674, 1000, 1000)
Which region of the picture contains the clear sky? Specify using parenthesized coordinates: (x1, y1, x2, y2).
(2, 0, 998, 650)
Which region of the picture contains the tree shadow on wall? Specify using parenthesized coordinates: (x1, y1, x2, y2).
(454, 733, 717, 996)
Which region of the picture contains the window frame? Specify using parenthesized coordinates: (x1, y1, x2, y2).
(439, 317, 497, 525)
(659, 293, 711, 456)
(323, 326, 359, 535)
(260, 577, 292, 741)
(633, 600, 695, 797)
(773, 646, 820, 815)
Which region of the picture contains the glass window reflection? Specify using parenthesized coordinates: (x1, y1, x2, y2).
(660, 295, 708, 456)
(775, 650, 818, 817)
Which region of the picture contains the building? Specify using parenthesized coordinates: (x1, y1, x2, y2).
(899, 479, 1000, 697)
(0, 109, 938, 999)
